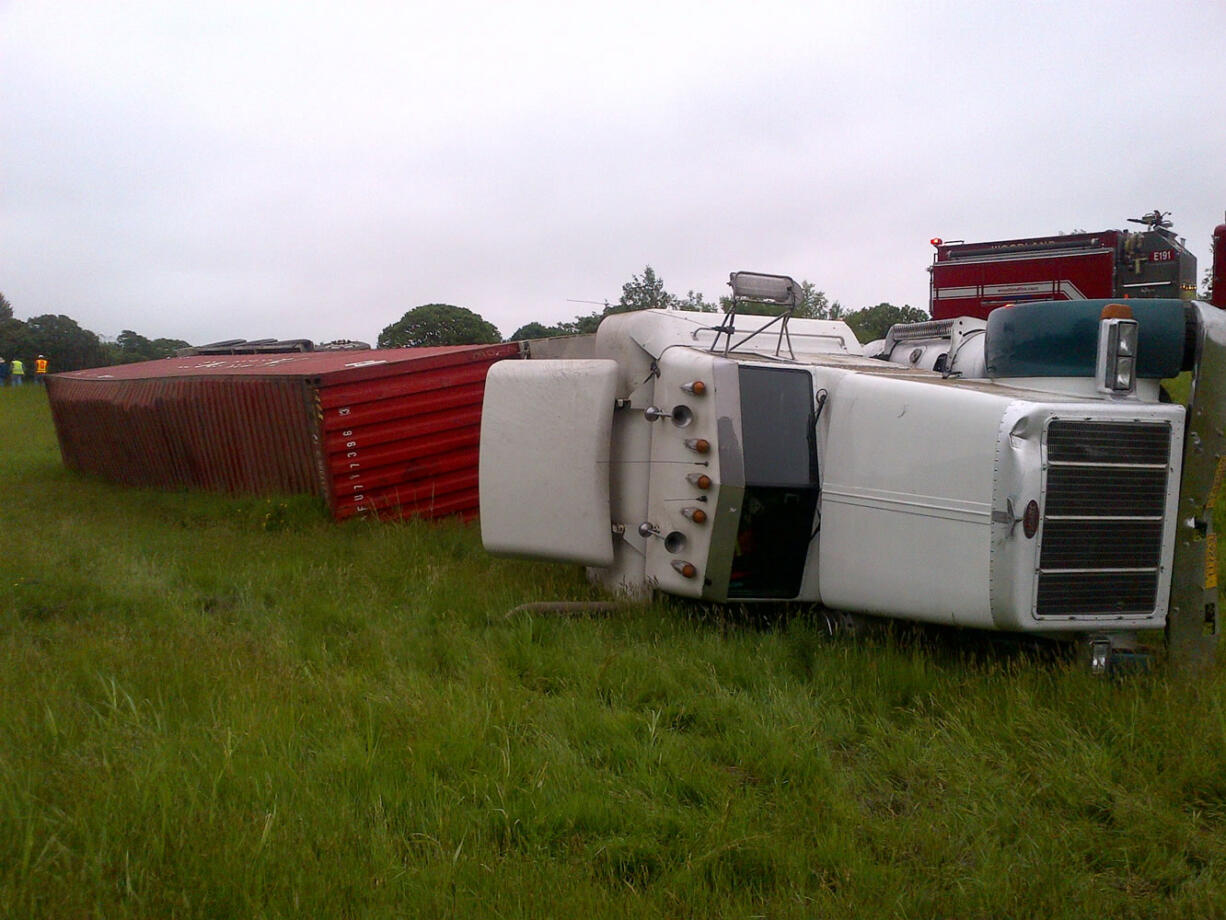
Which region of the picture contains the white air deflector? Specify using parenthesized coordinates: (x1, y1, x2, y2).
(479, 359, 619, 566)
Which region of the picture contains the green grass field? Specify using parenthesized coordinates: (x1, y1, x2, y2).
(3, 385, 1226, 918)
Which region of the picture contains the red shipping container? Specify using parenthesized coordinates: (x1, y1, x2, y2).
(45, 343, 523, 521)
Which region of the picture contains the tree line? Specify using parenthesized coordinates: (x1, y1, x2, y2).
(377, 266, 927, 348)
(0, 293, 189, 374)
(2, 265, 927, 373)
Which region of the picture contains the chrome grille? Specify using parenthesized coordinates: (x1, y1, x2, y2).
(1036, 420, 1172, 617)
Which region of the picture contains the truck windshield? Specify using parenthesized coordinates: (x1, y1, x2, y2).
(739, 365, 818, 487)
(729, 366, 819, 599)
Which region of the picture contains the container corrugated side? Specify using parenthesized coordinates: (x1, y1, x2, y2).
(47, 375, 319, 494)
(46, 341, 524, 522)
(317, 346, 520, 521)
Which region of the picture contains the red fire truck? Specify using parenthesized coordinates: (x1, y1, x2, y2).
(929, 210, 1200, 320)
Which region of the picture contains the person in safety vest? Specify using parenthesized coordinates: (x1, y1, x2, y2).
(34, 355, 48, 384)
(10, 358, 24, 386)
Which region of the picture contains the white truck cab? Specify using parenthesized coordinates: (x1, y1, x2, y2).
(481, 276, 1226, 650)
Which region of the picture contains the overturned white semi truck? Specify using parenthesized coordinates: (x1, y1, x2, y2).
(480, 273, 1226, 660)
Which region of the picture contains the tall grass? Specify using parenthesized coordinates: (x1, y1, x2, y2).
(2, 384, 1226, 918)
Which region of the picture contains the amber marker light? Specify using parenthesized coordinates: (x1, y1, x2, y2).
(681, 380, 707, 395)
(1101, 302, 1134, 320)
(682, 507, 707, 524)
(686, 473, 712, 490)
(684, 438, 710, 454)
(1023, 500, 1040, 539)
(671, 560, 698, 578)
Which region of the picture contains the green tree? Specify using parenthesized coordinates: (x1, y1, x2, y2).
(509, 322, 556, 341)
(0, 297, 189, 370)
(378, 304, 501, 348)
(795, 281, 843, 320)
(151, 337, 191, 357)
(676, 290, 717, 313)
(22, 314, 109, 371)
(110, 330, 190, 363)
(0, 293, 24, 363)
(509, 313, 607, 341)
(505, 266, 733, 342)
(613, 266, 674, 313)
(843, 303, 929, 343)
(567, 313, 603, 334)
(117, 329, 156, 361)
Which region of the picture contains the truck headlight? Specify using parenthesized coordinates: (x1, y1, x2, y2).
(1096, 307, 1139, 396)
(1113, 353, 1136, 390)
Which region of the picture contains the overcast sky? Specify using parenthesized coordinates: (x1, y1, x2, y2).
(3, 1, 1224, 346)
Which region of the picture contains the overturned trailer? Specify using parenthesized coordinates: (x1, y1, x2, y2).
(480, 274, 1226, 659)
(47, 343, 520, 521)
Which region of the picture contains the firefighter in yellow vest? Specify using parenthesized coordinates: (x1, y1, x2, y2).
(34, 355, 48, 384)
(10, 358, 24, 386)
